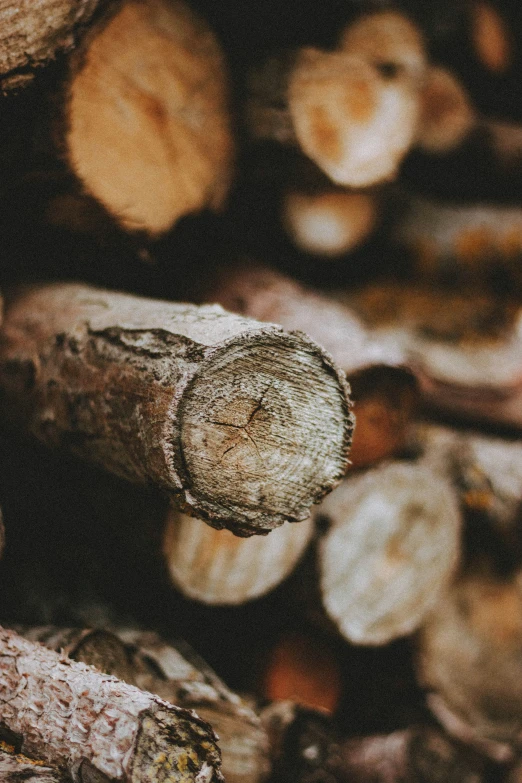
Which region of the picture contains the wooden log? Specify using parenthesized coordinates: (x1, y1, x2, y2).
(163, 508, 314, 604)
(470, 0, 512, 74)
(0, 0, 104, 93)
(282, 188, 379, 258)
(0, 626, 223, 782)
(64, 0, 234, 238)
(246, 10, 426, 189)
(416, 66, 476, 154)
(349, 280, 522, 390)
(0, 748, 68, 782)
(0, 282, 353, 535)
(395, 193, 522, 279)
(317, 461, 462, 645)
(20, 626, 270, 783)
(206, 264, 417, 468)
(417, 572, 522, 761)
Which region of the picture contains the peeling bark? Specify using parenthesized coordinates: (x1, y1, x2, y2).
(0, 283, 353, 535)
(0, 626, 223, 783)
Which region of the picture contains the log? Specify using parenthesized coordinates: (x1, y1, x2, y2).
(317, 461, 462, 645)
(20, 626, 270, 783)
(0, 748, 68, 782)
(416, 66, 476, 154)
(0, 626, 223, 782)
(471, 0, 512, 74)
(417, 572, 522, 760)
(0, 0, 104, 93)
(0, 282, 354, 535)
(348, 281, 522, 402)
(64, 0, 234, 238)
(395, 193, 522, 280)
(282, 188, 378, 258)
(206, 264, 417, 468)
(246, 10, 426, 188)
(163, 508, 314, 604)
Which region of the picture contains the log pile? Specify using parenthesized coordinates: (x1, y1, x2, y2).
(1, 0, 522, 781)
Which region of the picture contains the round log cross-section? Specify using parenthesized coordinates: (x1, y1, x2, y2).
(0, 283, 353, 535)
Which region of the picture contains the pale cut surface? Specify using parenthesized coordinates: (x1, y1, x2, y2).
(283, 190, 377, 257)
(340, 9, 427, 78)
(417, 67, 476, 153)
(163, 510, 314, 604)
(67, 0, 233, 236)
(0, 283, 352, 534)
(288, 49, 421, 187)
(0, 627, 223, 782)
(0, 0, 101, 91)
(318, 462, 461, 645)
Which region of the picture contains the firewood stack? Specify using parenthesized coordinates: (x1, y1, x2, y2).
(1, 0, 522, 780)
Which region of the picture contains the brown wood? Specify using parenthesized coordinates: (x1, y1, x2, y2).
(0, 626, 223, 782)
(317, 461, 462, 645)
(20, 626, 270, 783)
(0, 0, 104, 92)
(65, 0, 234, 237)
(246, 10, 426, 189)
(0, 282, 353, 535)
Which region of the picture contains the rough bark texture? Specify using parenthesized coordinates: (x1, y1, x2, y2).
(20, 626, 270, 783)
(0, 626, 223, 783)
(0, 0, 104, 92)
(0, 748, 69, 782)
(65, 0, 234, 237)
(0, 283, 353, 535)
(317, 461, 462, 645)
(163, 509, 314, 605)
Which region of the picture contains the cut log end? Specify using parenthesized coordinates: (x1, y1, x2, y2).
(288, 49, 421, 188)
(417, 67, 476, 153)
(66, 0, 233, 237)
(471, 1, 512, 74)
(282, 189, 377, 257)
(180, 328, 354, 533)
(318, 462, 462, 645)
(163, 510, 314, 604)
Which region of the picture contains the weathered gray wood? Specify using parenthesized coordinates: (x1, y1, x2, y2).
(0, 626, 223, 783)
(0, 283, 353, 535)
(0, 0, 104, 92)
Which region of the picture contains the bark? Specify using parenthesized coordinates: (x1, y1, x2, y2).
(0, 626, 223, 783)
(20, 626, 270, 783)
(0, 282, 353, 535)
(417, 572, 522, 760)
(0, 0, 104, 93)
(205, 264, 417, 468)
(163, 508, 314, 605)
(317, 461, 462, 645)
(0, 748, 69, 782)
(246, 10, 426, 188)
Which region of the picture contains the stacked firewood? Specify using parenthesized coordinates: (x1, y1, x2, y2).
(1, 0, 522, 781)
